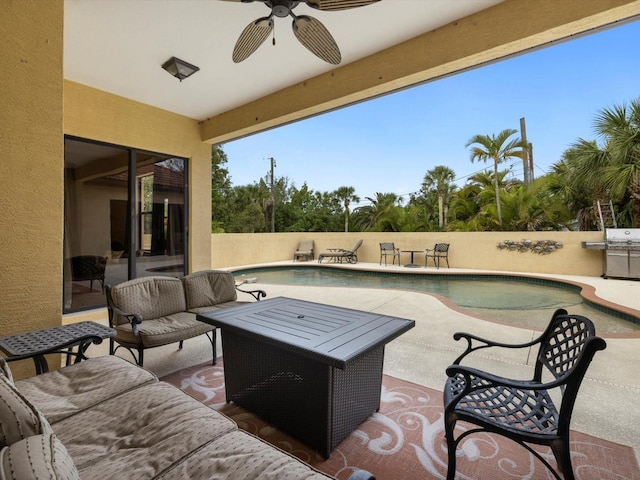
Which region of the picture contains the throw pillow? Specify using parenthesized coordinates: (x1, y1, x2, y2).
(0, 377, 53, 448)
(0, 433, 80, 480)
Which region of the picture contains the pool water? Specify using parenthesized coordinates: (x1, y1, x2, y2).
(234, 267, 640, 334)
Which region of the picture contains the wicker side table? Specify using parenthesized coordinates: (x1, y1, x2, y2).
(0, 321, 115, 374)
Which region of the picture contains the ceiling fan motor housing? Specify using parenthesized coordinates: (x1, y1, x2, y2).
(269, 0, 300, 18)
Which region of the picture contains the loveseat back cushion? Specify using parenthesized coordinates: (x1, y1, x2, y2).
(110, 276, 186, 325)
(0, 377, 53, 448)
(0, 434, 80, 480)
(183, 270, 237, 310)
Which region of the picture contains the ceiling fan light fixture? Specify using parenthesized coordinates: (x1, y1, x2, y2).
(162, 56, 200, 81)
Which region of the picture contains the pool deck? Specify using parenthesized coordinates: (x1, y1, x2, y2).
(92, 261, 640, 464)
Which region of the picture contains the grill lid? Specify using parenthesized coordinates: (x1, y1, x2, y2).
(604, 228, 640, 247)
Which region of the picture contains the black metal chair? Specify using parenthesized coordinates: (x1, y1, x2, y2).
(425, 243, 449, 269)
(70, 255, 107, 292)
(443, 309, 606, 480)
(379, 242, 400, 266)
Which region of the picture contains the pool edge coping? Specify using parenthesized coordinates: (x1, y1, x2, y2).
(228, 262, 640, 340)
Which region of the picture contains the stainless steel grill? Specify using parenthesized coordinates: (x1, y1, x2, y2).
(581, 229, 640, 279)
(603, 229, 640, 279)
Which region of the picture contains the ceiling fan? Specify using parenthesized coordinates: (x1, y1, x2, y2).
(222, 0, 380, 65)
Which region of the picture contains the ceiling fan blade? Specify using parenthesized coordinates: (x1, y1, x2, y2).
(292, 15, 341, 64)
(305, 0, 380, 11)
(232, 17, 273, 63)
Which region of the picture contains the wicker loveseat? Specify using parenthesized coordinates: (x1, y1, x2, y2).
(106, 270, 266, 367)
(0, 355, 373, 479)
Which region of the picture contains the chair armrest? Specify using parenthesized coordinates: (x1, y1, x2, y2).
(451, 331, 541, 365)
(451, 308, 569, 365)
(236, 285, 267, 301)
(108, 304, 143, 336)
(446, 364, 565, 392)
(235, 278, 267, 301)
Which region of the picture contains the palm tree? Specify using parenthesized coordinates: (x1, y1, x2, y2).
(422, 165, 455, 228)
(353, 192, 402, 231)
(555, 98, 640, 228)
(465, 129, 528, 226)
(593, 99, 640, 226)
(334, 186, 360, 232)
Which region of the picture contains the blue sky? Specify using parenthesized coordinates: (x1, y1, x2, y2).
(222, 19, 640, 208)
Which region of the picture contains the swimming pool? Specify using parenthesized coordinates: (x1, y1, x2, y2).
(233, 266, 640, 334)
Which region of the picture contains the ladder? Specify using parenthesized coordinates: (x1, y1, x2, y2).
(596, 199, 617, 231)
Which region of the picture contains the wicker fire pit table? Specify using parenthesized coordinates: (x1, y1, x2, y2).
(197, 296, 415, 458)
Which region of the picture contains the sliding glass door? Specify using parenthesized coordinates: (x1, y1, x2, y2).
(63, 137, 187, 313)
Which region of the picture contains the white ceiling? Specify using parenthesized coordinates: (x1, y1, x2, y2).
(64, 0, 503, 121)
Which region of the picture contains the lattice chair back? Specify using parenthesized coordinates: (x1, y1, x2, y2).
(434, 243, 449, 253)
(380, 242, 395, 251)
(534, 312, 607, 434)
(534, 311, 598, 383)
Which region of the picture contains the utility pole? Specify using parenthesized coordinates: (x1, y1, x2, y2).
(519, 117, 530, 185)
(269, 157, 276, 233)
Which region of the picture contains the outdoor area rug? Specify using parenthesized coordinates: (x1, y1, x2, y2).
(161, 360, 640, 480)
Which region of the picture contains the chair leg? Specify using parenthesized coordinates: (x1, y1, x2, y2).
(137, 346, 144, 367)
(178, 340, 184, 349)
(109, 338, 115, 355)
(551, 441, 575, 480)
(444, 414, 458, 480)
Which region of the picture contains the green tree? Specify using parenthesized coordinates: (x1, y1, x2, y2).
(211, 145, 232, 232)
(465, 129, 527, 226)
(594, 99, 640, 226)
(499, 179, 572, 231)
(422, 165, 456, 228)
(353, 192, 403, 231)
(334, 186, 360, 232)
(554, 98, 640, 228)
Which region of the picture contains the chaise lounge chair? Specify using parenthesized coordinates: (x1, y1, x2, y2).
(318, 239, 363, 264)
(293, 239, 315, 261)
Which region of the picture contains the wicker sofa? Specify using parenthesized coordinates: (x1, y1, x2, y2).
(0, 355, 373, 479)
(106, 270, 266, 367)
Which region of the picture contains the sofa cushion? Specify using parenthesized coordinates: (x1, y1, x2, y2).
(0, 434, 80, 480)
(157, 430, 336, 479)
(183, 270, 237, 310)
(110, 276, 186, 325)
(54, 382, 237, 480)
(0, 377, 52, 448)
(113, 312, 213, 347)
(16, 355, 158, 423)
(187, 300, 248, 315)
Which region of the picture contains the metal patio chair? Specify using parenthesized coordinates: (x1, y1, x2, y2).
(379, 242, 400, 266)
(425, 243, 449, 268)
(443, 309, 606, 480)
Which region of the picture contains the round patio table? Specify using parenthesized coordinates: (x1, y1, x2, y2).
(401, 250, 422, 268)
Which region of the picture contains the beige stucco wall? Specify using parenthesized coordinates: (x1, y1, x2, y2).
(212, 232, 606, 276)
(0, 2, 211, 377)
(0, 1, 64, 377)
